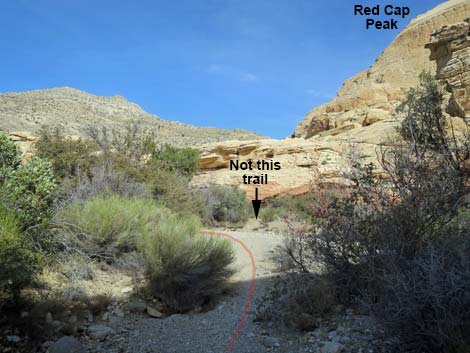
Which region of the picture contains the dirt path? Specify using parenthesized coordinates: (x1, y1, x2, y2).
(125, 231, 292, 353)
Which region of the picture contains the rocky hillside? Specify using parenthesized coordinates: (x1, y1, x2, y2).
(0, 87, 263, 146)
(193, 0, 470, 198)
(293, 0, 470, 139)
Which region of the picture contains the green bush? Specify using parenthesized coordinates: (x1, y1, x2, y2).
(35, 127, 98, 179)
(259, 207, 281, 225)
(197, 185, 249, 226)
(265, 193, 317, 223)
(139, 211, 234, 312)
(1, 157, 57, 230)
(150, 144, 200, 177)
(397, 71, 447, 151)
(56, 194, 162, 259)
(85, 123, 198, 180)
(0, 207, 40, 299)
(0, 131, 21, 172)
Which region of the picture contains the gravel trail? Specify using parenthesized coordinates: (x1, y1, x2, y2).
(126, 231, 289, 353)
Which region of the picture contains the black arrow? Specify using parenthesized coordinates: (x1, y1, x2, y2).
(251, 187, 262, 219)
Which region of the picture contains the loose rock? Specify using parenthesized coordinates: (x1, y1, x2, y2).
(88, 325, 114, 340)
(320, 341, 345, 353)
(128, 301, 147, 313)
(146, 306, 163, 318)
(48, 336, 85, 353)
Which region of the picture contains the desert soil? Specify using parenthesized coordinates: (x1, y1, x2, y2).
(83, 231, 390, 353)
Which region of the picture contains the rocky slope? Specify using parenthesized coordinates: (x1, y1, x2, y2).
(0, 87, 263, 146)
(193, 0, 470, 197)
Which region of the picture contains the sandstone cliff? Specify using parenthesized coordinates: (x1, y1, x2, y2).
(0, 87, 263, 147)
(426, 18, 470, 120)
(193, 1, 470, 198)
(293, 0, 470, 139)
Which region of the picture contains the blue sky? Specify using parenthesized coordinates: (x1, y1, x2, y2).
(1, 0, 444, 138)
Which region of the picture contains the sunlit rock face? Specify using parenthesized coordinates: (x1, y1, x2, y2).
(293, 0, 470, 139)
(193, 1, 470, 198)
(426, 18, 470, 119)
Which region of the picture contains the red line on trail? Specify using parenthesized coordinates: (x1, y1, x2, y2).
(201, 230, 257, 352)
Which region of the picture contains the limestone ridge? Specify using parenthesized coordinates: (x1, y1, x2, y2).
(426, 18, 470, 121)
(0, 87, 263, 146)
(293, 0, 470, 139)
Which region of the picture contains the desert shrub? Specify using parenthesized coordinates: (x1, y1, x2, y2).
(85, 121, 156, 164)
(0, 132, 21, 180)
(280, 74, 470, 351)
(150, 143, 200, 177)
(256, 274, 336, 331)
(376, 231, 470, 353)
(62, 164, 150, 204)
(35, 127, 98, 179)
(151, 169, 204, 216)
(196, 185, 249, 226)
(84, 122, 201, 213)
(85, 121, 159, 182)
(139, 212, 234, 312)
(262, 193, 318, 224)
(55, 194, 162, 260)
(259, 207, 280, 225)
(0, 157, 57, 231)
(0, 207, 40, 300)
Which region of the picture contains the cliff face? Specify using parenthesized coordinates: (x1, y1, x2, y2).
(426, 18, 470, 119)
(193, 1, 470, 198)
(293, 0, 470, 139)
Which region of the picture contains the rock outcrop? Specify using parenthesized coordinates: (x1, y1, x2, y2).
(8, 131, 38, 160)
(192, 118, 394, 198)
(426, 18, 470, 120)
(293, 0, 470, 139)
